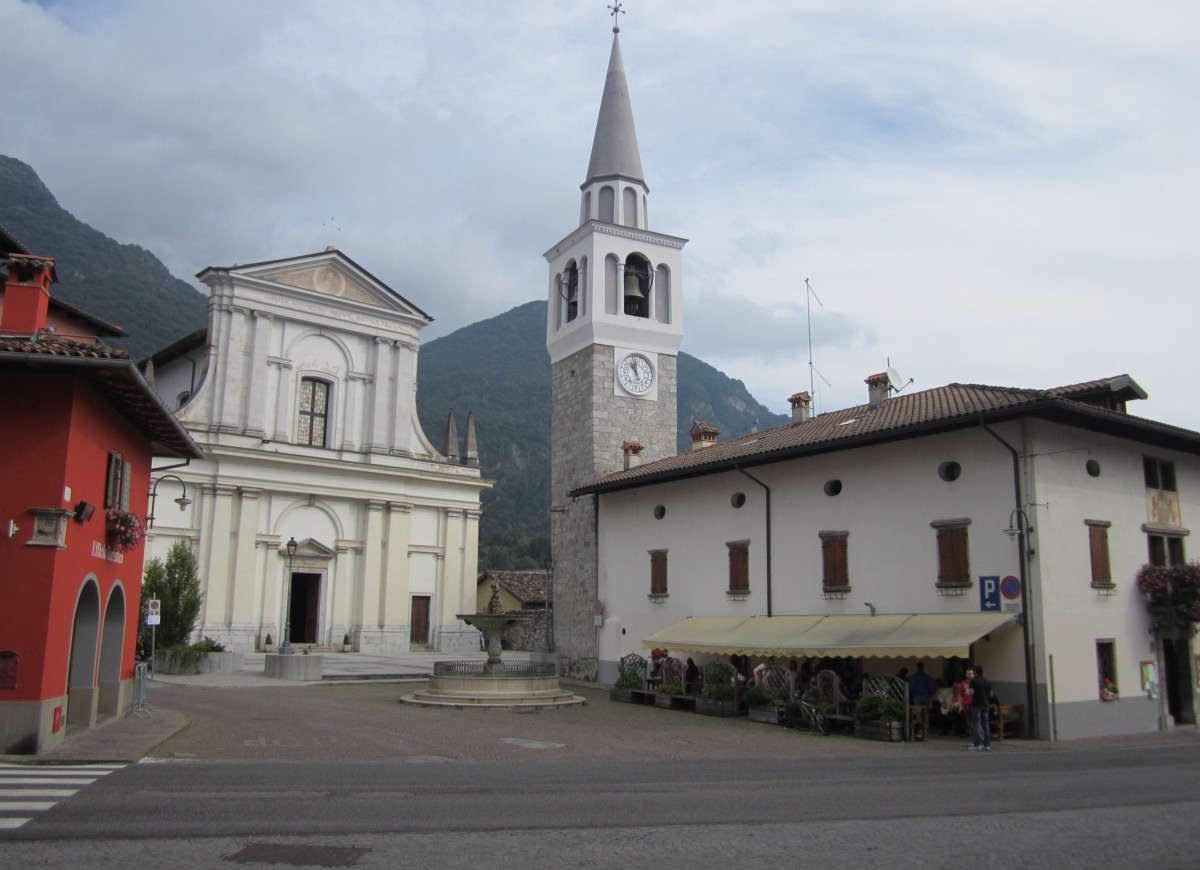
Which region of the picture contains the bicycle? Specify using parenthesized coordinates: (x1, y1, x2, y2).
(787, 696, 830, 736)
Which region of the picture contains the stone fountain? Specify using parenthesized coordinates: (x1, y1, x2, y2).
(401, 581, 584, 708)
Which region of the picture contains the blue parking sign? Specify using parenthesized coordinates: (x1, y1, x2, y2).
(979, 576, 1000, 611)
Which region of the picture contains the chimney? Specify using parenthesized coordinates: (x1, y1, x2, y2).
(1, 254, 56, 334)
(689, 420, 720, 451)
(788, 391, 812, 423)
(866, 372, 892, 408)
(622, 440, 645, 470)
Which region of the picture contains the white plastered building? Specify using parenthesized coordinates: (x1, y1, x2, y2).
(575, 376, 1200, 740)
(144, 248, 488, 654)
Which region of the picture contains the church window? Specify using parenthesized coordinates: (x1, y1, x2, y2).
(622, 186, 638, 228)
(297, 378, 331, 448)
(562, 264, 579, 322)
(599, 186, 615, 222)
(623, 255, 651, 318)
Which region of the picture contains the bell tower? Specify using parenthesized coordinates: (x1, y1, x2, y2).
(545, 21, 687, 680)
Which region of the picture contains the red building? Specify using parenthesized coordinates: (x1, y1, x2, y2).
(0, 228, 202, 754)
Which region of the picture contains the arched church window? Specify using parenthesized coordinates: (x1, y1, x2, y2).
(561, 263, 580, 322)
(297, 377, 331, 448)
(622, 187, 638, 228)
(599, 186, 615, 223)
(623, 255, 651, 318)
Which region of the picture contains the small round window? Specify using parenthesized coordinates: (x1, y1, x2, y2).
(1085, 459, 1101, 478)
(938, 461, 962, 482)
(731, 492, 746, 508)
(653, 505, 666, 520)
(824, 480, 843, 497)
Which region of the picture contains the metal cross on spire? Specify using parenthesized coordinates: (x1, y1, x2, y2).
(608, 1, 624, 33)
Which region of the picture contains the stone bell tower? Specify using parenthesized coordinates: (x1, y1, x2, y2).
(545, 22, 686, 680)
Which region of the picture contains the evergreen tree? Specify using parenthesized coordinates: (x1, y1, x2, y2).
(138, 540, 203, 656)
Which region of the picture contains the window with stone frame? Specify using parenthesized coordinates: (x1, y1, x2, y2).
(932, 519, 971, 589)
(1086, 521, 1114, 588)
(727, 540, 750, 594)
(820, 531, 849, 592)
(649, 549, 667, 597)
(1148, 532, 1186, 566)
(297, 377, 331, 448)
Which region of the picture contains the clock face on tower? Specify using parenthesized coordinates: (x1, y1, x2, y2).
(617, 352, 655, 396)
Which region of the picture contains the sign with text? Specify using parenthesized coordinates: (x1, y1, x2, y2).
(147, 598, 161, 626)
(979, 576, 1000, 612)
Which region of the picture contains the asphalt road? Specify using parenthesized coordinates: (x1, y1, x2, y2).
(4, 681, 1200, 868)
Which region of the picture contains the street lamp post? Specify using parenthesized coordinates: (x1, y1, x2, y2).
(281, 537, 298, 655)
(1004, 508, 1039, 739)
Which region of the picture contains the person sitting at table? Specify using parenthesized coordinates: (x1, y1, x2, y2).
(684, 657, 701, 692)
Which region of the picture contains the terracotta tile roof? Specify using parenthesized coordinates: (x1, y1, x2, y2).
(573, 375, 1200, 495)
(0, 335, 202, 459)
(479, 570, 551, 606)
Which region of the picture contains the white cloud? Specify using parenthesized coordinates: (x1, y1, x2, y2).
(2, 0, 1197, 429)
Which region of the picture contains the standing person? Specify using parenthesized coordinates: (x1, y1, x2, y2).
(909, 661, 934, 706)
(967, 666, 992, 751)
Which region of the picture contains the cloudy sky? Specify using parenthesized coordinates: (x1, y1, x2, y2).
(3, 1, 1198, 428)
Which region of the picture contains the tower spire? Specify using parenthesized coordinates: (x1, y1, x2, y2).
(584, 29, 644, 189)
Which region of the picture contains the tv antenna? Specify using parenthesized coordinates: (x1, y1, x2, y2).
(805, 278, 832, 406)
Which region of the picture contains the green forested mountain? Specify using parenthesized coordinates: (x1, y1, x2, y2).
(1, 155, 788, 570)
(413, 300, 788, 569)
(0, 156, 208, 358)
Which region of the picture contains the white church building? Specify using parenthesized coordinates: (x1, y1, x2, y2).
(145, 248, 488, 654)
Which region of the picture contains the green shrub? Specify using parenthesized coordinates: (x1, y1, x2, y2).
(657, 683, 682, 695)
(744, 685, 772, 707)
(854, 695, 906, 724)
(701, 682, 735, 701)
(138, 540, 202, 657)
(614, 671, 642, 690)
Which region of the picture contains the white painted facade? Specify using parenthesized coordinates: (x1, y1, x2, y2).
(145, 249, 488, 654)
(590, 397, 1200, 740)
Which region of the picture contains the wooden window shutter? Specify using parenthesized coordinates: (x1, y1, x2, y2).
(120, 460, 132, 510)
(105, 451, 123, 509)
(650, 551, 667, 595)
(1088, 524, 1112, 585)
(822, 534, 848, 588)
(937, 525, 969, 585)
(728, 542, 749, 592)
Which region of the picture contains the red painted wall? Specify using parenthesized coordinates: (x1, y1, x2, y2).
(0, 370, 151, 703)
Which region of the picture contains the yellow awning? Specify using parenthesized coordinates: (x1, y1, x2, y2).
(642, 612, 1017, 659)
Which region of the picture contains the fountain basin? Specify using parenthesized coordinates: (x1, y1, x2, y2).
(401, 660, 584, 708)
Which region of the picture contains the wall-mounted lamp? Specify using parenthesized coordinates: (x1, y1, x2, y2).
(148, 474, 192, 529)
(1004, 509, 1036, 557)
(73, 501, 96, 523)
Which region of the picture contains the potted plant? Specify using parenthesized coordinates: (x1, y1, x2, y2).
(342, 632, 352, 652)
(853, 695, 907, 741)
(105, 507, 146, 552)
(655, 682, 683, 709)
(696, 681, 740, 717)
(263, 633, 274, 651)
(1100, 678, 1119, 701)
(1136, 562, 1200, 626)
(745, 685, 785, 724)
(611, 670, 642, 703)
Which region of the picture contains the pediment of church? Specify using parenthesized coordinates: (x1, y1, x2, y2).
(222, 249, 431, 324)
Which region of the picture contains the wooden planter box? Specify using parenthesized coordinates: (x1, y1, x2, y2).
(748, 706, 785, 725)
(655, 693, 679, 709)
(696, 697, 741, 717)
(610, 688, 635, 703)
(856, 720, 904, 742)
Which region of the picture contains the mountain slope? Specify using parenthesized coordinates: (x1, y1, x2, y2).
(0, 155, 207, 358)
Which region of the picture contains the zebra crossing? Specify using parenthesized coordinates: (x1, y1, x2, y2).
(0, 762, 125, 831)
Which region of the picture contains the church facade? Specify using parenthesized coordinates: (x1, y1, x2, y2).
(146, 249, 487, 654)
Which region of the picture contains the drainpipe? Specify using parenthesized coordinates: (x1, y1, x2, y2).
(736, 466, 772, 616)
(980, 418, 1040, 739)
